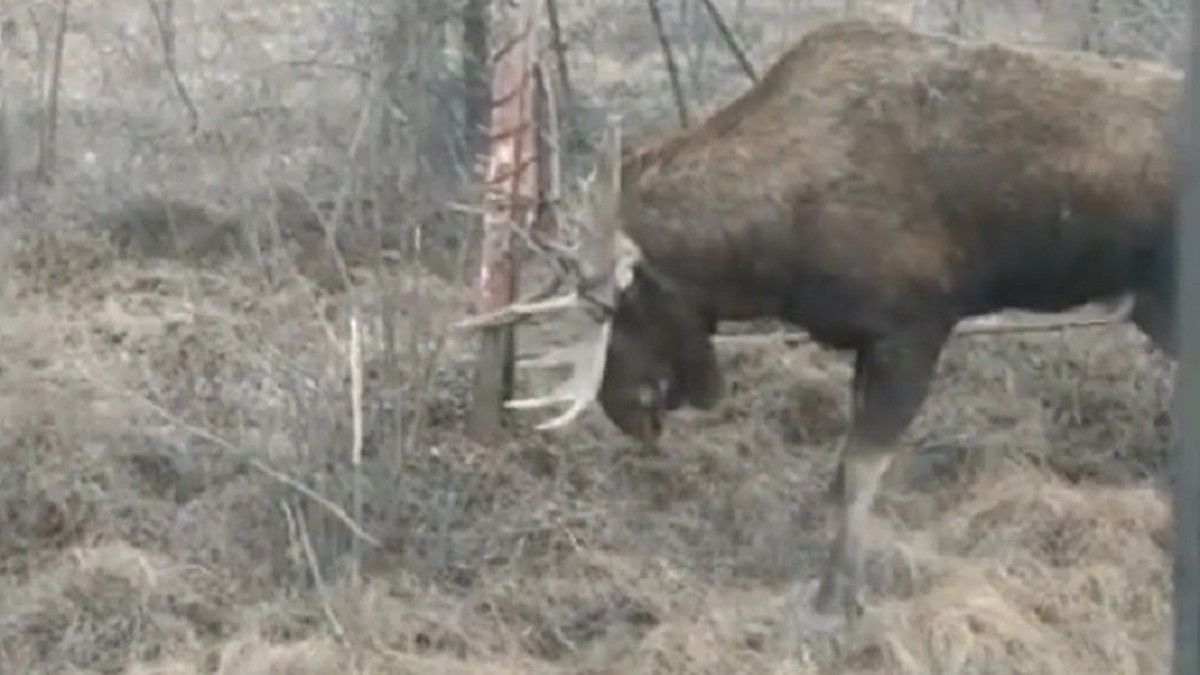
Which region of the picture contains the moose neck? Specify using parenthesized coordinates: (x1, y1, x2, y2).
(617, 152, 794, 325)
(623, 226, 788, 326)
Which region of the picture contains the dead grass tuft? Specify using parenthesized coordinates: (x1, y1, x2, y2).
(0, 542, 231, 673)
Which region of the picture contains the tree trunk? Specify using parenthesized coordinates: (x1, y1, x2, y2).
(462, 0, 490, 165)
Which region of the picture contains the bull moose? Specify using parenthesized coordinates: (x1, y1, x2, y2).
(457, 19, 1181, 622)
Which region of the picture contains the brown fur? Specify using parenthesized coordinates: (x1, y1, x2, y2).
(591, 19, 1181, 621)
(599, 18, 1180, 427)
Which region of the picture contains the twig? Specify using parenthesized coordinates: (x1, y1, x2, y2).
(279, 498, 302, 568)
(35, 0, 69, 182)
(462, 0, 491, 158)
(263, 59, 371, 76)
(362, 130, 403, 465)
(318, 65, 387, 305)
(534, 62, 562, 239)
(145, 0, 199, 134)
(0, 18, 15, 199)
(349, 314, 364, 587)
(404, 326, 453, 454)
(645, 0, 690, 127)
(696, 0, 757, 82)
(543, 0, 575, 134)
(285, 499, 349, 646)
(249, 459, 382, 549)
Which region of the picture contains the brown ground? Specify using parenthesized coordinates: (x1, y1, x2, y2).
(0, 191, 1176, 675)
(0, 0, 1182, 673)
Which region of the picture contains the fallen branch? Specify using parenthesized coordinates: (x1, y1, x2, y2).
(499, 307, 1132, 360)
(713, 309, 1130, 348)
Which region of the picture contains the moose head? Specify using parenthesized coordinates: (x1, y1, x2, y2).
(455, 117, 723, 445)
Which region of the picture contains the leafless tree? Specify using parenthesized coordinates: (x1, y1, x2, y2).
(1171, 1, 1200, 671)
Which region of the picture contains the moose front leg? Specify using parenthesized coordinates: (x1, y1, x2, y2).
(812, 322, 951, 622)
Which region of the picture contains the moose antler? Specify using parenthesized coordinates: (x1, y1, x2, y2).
(456, 115, 640, 430)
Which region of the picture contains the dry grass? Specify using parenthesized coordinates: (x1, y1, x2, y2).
(0, 0, 1181, 673)
(0, 216, 1174, 674)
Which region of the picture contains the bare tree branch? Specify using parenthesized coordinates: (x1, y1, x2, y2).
(146, 0, 199, 134)
(710, 310, 1133, 349)
(544, 0, 575, 134)
(645, 0, 689, 127)
(697, 0, 756, 82)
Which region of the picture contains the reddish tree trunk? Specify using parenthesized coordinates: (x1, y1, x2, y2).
(466, 1, 541, 444)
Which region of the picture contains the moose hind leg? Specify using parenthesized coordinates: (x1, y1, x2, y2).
(812, 322, 951, 621)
